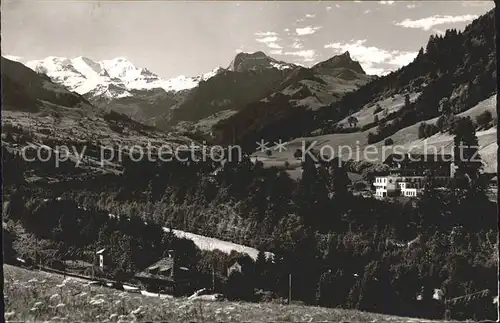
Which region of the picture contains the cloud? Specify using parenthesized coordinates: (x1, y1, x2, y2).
(461, 1, 493, 7)
(297, 13, 316, 22)
(364, 9, 371, 14)
(254, 33, 285, 51)
(267, 43, 283, 49)
(379, 1, 395, 4)
(366, 67, 387, 75)
(4, 55, 22, 62)
(270, 49, 283, 55)
(326, 6, 332, 11)
(284, 28, 290, 32)
(325, 39, 391, 64)
(284, 49, 315, 61)
(292, 41, 304, 49)
(335, 4, 341, 8)
(255, 31, 278, 37)
(406, 3, 420, 9)
(296, 26, 322, 36)
(432, 28, 446, 36)
(256, 36, 279, 43)
(394, 14, 478, 31)
(324, 39, 417, 75)
(387, 52, 419, 66)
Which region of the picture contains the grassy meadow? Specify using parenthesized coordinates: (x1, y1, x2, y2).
(3, 264, 444, 322)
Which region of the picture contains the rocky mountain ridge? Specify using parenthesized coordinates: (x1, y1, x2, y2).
(18, 51, 371, 135)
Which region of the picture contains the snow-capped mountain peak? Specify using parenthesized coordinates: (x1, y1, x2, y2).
(161, 67, 224, 92)
(24, 56, 224, 99)
(100, 57, 141, 81)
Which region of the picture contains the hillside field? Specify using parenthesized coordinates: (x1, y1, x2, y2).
(3, 265, 443, 322)
(166, 228, 273, 260)
(253, 95, 497, 174)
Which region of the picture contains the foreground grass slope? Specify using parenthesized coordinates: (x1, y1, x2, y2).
(4, 265, 438, 322)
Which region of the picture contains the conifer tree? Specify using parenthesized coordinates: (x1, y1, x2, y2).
(417, 170, 439, 231)
(453, 117, 482, 189)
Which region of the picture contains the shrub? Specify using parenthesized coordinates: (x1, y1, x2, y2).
(418, 122, 439, 139)
(225, 271, 254, 301)
(361, 122, 377, 131)
(353, 182, 366, 191)
(367, 132, 376, 144)
(475, 110, 493, 128)
(437, 114, 458, 134)
(418, 122, 426, 139)
(348, 116, 359, 128)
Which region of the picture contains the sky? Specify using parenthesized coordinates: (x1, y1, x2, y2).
(1, 1, 494, 78)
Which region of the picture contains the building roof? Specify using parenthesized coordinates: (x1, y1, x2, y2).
(135, 257, 174, 280)
(383, 153, 453, 165)
(134, 257, 191, 282)
(229, 254, 254, 269)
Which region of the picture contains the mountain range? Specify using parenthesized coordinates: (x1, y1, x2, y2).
(21, 50, 371, 136)
(1, 56, 195, 177)
(26, 56, 224, 97)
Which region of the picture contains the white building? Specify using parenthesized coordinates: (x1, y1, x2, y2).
(373, 153, 455, 199)
(373, 177, 388, 198)
(374, 176, 420, 198)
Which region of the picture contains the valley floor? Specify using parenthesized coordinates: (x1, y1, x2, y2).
(3, 264, 445, 322)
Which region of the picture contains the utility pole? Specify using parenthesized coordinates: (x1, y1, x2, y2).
(444, 299, 450, 320)
(36, 236, 41, 271)
(288, 274, 292, 305)
(212, 260, 216, 292)
(92, 248, 96, 280)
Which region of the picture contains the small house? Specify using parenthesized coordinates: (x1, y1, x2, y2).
(96, 248, 108, 271)
(134, 250, 194, 296)
(226, 255, 254, 277)
(227, 261, 243, 277)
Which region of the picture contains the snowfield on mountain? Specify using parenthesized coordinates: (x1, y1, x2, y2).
(26, 56, 224, 98)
